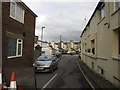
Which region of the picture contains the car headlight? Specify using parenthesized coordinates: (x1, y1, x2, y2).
(46, 63, 51, 67)
(33, 63, 36, 67)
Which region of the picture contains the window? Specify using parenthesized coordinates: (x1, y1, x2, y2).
(8, 38, 23, 58)
(91, 39, 95, 55)
(100, 5, 105, 20)
(98, 66, 104, 75)
(88, 49, 90, 53)
(114, 0, 120, 10)
(10, 1, 25, 23)
(118, 31, 120, 55)
(92, 62, 94, 69)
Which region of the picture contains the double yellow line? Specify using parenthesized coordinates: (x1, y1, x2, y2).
(76, 60, 95, 90)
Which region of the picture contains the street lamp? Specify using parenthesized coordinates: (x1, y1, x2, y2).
(41, 27, 45, 47)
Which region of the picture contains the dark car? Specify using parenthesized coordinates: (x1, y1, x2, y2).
(79, 52, 81, 58)
(33, 55, 58, 72)
(62, 50, 68, 54)
(53, 50, 62, 58)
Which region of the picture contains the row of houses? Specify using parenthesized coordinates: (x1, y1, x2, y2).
(34, 38, 80, 58)
(2, 1, 37, 87)
(50, 40, 80, 51)
(35, 36, 80, 52)
(80, 1, 120, 88)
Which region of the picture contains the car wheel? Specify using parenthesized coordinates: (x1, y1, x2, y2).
(50, 67, 54, 73)
(56, 66, 58, 69)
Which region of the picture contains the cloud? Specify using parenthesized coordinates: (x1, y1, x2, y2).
(23, 1, 99, 42)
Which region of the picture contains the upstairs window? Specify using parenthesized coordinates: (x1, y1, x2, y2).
(10, 1, 25, 23)
(114, 0, 120, 10)
(118, 31, 120, 55)
(99, 4, 105, 20)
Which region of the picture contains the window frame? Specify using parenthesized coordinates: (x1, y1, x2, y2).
(10, 0, 25, 23)
(119, 31, 120, 55)
(99, 4, 105, 20)
(7, 38, 23, 59)
(114, 0, 120, 11)
(10, 1, 16, 20)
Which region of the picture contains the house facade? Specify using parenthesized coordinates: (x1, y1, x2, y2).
(2, 1, 37, 87)
(81, 1, 120, 87)
(49, 40, 80, 51)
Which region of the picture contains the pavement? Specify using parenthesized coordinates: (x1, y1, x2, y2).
(77, 57, 118, 88)
(3, 66, 36, 89)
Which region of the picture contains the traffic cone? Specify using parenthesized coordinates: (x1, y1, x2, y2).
(10, 72, 17, 89)
(0, 72, 2, 90)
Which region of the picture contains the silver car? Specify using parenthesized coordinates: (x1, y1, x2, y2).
(33, 55, 58, 72)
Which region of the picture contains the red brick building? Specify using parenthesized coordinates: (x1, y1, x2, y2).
(2, 1, 37, 87)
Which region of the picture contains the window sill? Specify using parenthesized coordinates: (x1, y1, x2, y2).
(113, 76, 120, 82)
(97, 17, 105, 25)
(111, 7, 120, 16)
(83, 53, 97, 59)
(10, 15, 24, 24)
(97, 56, 107, 61)
(112, 56, 120, 61)
(7, 55, 22, 59)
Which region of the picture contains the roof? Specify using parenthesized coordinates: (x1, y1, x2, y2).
(80, 1, 103, 37)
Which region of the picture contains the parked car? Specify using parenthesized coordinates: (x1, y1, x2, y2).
(33, 55, 58, 72)
(53, 50, 62, 58)
(62, 50, 68, 54)
(67, 51, 76, 55)
(79, 52, 81, 58)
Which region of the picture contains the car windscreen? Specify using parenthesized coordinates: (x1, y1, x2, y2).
(54, 50, 60, 53)
(37, 55, 52, 61)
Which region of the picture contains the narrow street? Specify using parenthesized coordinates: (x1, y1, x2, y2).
(35, 55, 93, 89)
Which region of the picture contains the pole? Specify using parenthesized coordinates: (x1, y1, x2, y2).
(60, 35, 61, 52)
(41, 28, 43, 47)
(41, 27, 45, 49)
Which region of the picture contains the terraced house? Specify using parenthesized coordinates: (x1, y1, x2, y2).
(2, 0, 37, 87)
(81, 1, 120, 88)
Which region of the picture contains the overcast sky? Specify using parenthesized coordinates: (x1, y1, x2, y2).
(22, 0, 99, 42)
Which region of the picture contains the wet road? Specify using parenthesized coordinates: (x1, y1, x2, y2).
(35, 55, 92, 89)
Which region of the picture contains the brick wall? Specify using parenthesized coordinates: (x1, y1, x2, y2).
(2, 2, 36, 66)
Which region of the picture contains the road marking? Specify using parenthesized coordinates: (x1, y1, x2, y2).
(76, 60, 95, 90)
(41, 73, 58, 89)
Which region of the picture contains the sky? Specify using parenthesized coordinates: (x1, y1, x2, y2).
(22, 0, 100, 42)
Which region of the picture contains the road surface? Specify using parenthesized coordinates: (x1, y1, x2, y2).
(35, 55, 93, 89)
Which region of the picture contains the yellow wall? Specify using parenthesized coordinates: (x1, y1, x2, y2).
(81, 2, 120, 87)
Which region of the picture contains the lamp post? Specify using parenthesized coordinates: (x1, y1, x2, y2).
(41, 27, 45, 47)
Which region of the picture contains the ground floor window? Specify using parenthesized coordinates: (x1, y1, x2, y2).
(98, 66, 104, 75)
(7, 37, 23, 58)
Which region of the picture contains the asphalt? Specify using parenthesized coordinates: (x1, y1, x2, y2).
(36, 55, 93, 89)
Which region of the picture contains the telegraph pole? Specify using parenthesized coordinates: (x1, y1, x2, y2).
(60, 35, 61, 52)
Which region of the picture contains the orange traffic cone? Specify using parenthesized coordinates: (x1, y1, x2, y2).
(10, 72, 17, 89)
(0, 72, 2, 90)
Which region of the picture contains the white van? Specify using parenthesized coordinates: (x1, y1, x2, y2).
(41, 48, 52, 55)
